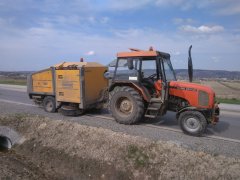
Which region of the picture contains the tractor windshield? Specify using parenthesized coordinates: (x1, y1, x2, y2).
(141, 59, 157, 78)
(162, 58, 176, 81)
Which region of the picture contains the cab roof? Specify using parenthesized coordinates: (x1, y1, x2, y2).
(117, 48, 170, 59)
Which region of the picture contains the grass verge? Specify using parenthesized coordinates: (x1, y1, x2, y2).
(0, 78, 26, 86)
(216, 97, 240, 105)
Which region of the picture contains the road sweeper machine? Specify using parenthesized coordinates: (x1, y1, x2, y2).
(27, 46, 220, 136)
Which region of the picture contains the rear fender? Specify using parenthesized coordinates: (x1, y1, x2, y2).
(109, 82, 151, 102)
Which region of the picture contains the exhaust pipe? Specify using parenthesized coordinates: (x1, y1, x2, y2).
(188, 45, 193, 82)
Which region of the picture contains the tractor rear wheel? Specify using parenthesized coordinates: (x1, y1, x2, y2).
(43, 96, 56, 113)
(178, 111, 207, 136)
(110, 86, 144, 124)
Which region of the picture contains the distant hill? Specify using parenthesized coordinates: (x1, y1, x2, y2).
(0, 69, 240, 80)
(175, 69, 240, 80)
(0, 71, 33, 79)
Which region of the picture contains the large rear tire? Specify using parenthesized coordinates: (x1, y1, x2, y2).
(178, 111, 207, 136)
(110, 86, 144, 124)
(43, 96, 56, 113)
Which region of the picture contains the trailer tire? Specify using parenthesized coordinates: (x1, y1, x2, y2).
(43, 96, 56, 113)
(110, 86, 144, 124)
(178, 111, 207, 136)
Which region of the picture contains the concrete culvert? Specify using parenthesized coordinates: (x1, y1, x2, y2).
(0, 126, 23, 151)
(0, 136, 12, 151)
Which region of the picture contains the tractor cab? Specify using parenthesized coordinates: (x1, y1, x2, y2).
(110, 48, 176, 101)
(109, 47, 176, 119)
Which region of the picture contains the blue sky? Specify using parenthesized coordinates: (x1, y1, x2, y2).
(0, 0, 240, 71)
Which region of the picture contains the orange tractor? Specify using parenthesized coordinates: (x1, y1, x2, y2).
(28, 46, 219, 136)
(107, 46, 219, 136)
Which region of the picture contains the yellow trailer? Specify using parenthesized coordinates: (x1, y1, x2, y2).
(27, 62, 108, 115)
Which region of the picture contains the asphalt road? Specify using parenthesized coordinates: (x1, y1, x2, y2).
(0, 85, 240, 157)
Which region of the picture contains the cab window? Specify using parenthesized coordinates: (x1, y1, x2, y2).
(115, 58, 139, 81)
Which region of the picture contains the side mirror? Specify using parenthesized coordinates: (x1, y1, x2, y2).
(127, 58, 134, 70)
(104, 71, 112, 79)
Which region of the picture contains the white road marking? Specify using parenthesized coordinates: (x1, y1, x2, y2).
(220, 110, 240, 117)
(205, 135, 240, 144)
(86, 114, 240, 144)
(0, 99, 36, 107)
(143, 124, 182, 133)
(0, 85, 26, 92)
(1, 98, 240, 144)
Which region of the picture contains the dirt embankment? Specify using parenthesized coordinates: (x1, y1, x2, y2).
(0, 114, 240, 180)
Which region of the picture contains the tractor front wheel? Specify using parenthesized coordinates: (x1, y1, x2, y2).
(178, 111, 207, 136)
(110, 86, 144, 124)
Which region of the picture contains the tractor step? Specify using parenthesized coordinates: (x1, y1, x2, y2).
(144, 98, 163, 119)
(147, 107, 159, 111)
(144, 114, 156, 118)
(150, 98, 162, 103)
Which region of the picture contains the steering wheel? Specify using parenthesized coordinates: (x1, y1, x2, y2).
(147, 73, 157, 81)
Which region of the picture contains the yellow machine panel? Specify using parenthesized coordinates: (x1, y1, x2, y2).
(28, 62, 108, 110)
(55, 70, 81, 103)
(32, 69, 53, 93)
(84, 66, 108, 104)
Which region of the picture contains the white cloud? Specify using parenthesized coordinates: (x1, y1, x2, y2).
(211, 56, 220, 63)
(173, 18, 195, 25)
(107, 0, 151, 10)
(156, 0, 240, 15)
(156, 0, 185, 6)
(86, 50, 95, 56)
(88, 16, 96, 24)
(217, 4, 240, 15)
(0, 17, 15, 27)
(173, 51, 181, 55)
(180, 25, 224, 34)
(54, 15, 81, 25)
(113, 28, 143, 38)
(100, 17, 110, 24)
(197, 0, 240, 15)
(1, 0, 239, 18)
(38, 15, 109, 29)
(0, 16, 239, 71)
(107, 0, 240, 15)
(155, 0, 196, 10)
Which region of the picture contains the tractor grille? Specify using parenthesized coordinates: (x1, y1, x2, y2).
(198, 90, 209, 107)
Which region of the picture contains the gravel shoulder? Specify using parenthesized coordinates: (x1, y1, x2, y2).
(1, 114, 240, 179)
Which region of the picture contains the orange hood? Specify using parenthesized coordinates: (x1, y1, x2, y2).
(169, 81, 215, 108)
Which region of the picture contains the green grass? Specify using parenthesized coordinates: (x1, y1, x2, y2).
(0, 78, 26, 86)
(216, 98, 240, 105)
(127, 145, 149, 167)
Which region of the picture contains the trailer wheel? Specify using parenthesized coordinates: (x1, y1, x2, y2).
(43, 96, 56, 113)
(178, 111, 207, 136)
(110, 86, 144, 124)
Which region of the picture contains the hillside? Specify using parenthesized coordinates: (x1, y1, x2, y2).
(176, 69, 240, 80)
(0, 69, 240, 80)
